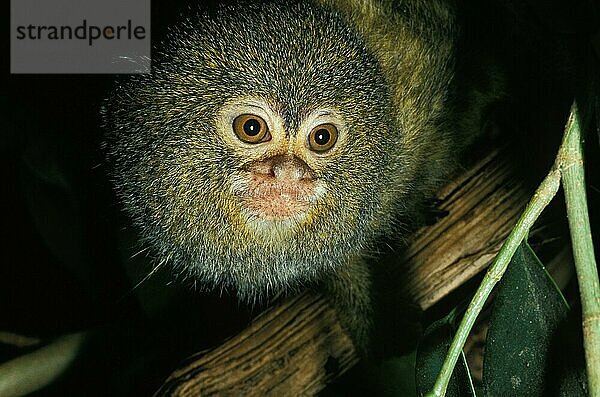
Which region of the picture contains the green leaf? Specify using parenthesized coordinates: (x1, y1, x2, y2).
(482, 242, 586, 396)
(416, 311, 476, 397)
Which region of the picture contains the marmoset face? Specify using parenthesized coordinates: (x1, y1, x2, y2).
(219, 98, 341, 234)
(103, 1, 405, 298)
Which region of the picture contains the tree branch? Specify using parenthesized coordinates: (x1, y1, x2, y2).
(156, 144, 535, 396)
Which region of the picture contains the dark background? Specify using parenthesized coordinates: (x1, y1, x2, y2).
(4, 0, 600, 395)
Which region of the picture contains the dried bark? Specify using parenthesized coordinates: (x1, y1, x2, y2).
(156, 146, 533, 396)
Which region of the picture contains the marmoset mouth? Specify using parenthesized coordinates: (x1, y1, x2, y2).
(239, 187, 313, 221)
(232, 155, 326, 222)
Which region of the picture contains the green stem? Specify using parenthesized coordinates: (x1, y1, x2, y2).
(0, 333, 84, 397)
(424, 104, 600, 396)
(560, 103, 600, 396)
(425, 163, 561, 397)
(427, 102, 600, 396)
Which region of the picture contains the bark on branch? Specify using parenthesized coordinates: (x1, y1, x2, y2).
(156, 145, 533, 396)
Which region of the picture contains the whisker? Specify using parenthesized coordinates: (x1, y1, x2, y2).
(130, 258, 168, 292)
(130, 246, 151, 259)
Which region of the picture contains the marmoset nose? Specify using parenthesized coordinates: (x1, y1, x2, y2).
(272, 156, 312, 180)
(246, 155, 314, 181)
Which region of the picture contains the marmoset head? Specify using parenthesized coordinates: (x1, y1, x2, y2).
(103, 1, 406, 299)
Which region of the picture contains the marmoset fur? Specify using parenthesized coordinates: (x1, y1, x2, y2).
(102, 0, 500, 351)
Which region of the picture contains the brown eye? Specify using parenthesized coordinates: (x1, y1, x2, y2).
(233, 114, 270, 143)
(308, 124, 338, 152)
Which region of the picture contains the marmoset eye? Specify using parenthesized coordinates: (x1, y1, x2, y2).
(233, 114, 270, 143)
(308, 124, 338, 152)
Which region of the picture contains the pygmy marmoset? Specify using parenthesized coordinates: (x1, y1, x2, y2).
(102, 0, 498, 351)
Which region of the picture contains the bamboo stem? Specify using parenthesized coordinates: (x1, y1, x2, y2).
(0, 333, 84, 397)
(560, 103, 600, 396)
(426, 102, 600, 397)
(425, 160, 561, 397)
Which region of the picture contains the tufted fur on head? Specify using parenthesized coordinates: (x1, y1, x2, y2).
(102, 0, 492, 306)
